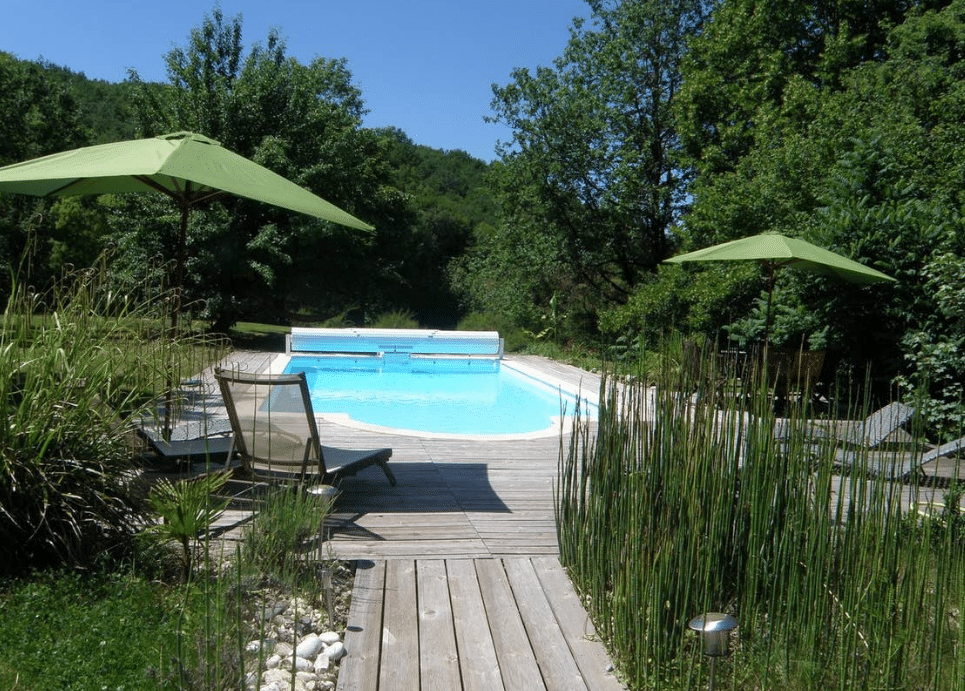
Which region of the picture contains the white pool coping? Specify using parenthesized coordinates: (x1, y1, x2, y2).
(267, 353, 599, 441)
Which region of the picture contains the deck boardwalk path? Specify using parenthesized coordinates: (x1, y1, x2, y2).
(181, 353, 622, 690)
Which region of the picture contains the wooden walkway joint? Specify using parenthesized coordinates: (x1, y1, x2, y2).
(337, 557, 624, 691)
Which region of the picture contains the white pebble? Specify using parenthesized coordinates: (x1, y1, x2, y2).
(318, 631, 341, 645)
(314, 652, 331, 672)
(295, 633, 325, 659)
(326, 641, 346, 661)
(265, 654, 281, 669)
(260, 668, 289, 686)
(296, 670, 317, 685)
(294, 656, 313, 672)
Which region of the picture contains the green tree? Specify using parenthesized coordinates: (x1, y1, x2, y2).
(121, 8, 405, 330)
(379, 128, 496, 327)
(474, 0, 704, 339)
(0, 53, 88, 292)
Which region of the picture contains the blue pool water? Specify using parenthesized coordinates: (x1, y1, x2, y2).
(283, 355, 596, 436)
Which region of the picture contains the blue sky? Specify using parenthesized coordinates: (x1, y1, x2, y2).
(2, 0, 590, 162)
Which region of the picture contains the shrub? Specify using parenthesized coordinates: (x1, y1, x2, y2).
(457, 311, 527, 352)
(370, 309, 420, 329)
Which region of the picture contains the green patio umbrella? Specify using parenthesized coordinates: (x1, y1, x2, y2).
(0, 131, 374, 437)
(663, 232, 896, 346)
(0, 131, 374, 328)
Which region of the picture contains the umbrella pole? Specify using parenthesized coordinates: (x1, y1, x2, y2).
(762, 265, 776, 352)
(162, 203, 189, 441)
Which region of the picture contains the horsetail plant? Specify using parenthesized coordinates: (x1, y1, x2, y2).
(558, 338, 965, 690)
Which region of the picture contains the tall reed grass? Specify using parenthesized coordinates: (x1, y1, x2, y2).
(558, 340, 964, 690)
(0, 257, 225, 572)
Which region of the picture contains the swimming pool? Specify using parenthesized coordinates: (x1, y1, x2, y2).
(277, 354, 597, 439)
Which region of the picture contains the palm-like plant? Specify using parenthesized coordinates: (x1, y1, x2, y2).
(145, 473, 231, 581)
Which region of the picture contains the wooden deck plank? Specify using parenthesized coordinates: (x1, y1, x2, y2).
(475, 559, 547, 691)
(380, 559, 420, 691)
(337, 560, 386, 691)
(417, 559, 461, 691)
(331, 541, 492, 560)
(446, 559, 505, 691)
(504, 558, 589, 691)
(532, 557, 625, 691)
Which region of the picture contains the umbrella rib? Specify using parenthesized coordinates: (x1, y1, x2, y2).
(133, 175, 181, 202)
(43, 178, 95, 197)
(133, 175, 226, 206)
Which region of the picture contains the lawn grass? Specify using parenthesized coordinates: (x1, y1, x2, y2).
(0, 566, 204, 690)
(227, 322, 290, 352)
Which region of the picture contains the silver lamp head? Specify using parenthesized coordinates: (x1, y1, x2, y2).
(688, 613, 738, 657)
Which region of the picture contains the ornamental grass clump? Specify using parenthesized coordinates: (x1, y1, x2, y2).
(558, 340, 965, 690)
(0, 259, 224, 573)
(241, 485, 335, 583)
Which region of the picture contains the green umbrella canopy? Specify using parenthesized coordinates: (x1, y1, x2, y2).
(663, 232, 895, 284)
(0, 131, 374, 231)
(0, 131, 374, 326)
(663, 232, 895, 346)
(0, 131, 375, 439)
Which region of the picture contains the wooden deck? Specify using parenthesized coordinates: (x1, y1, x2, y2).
(180, 352, 622, 690)
(338, 557, 623, 691)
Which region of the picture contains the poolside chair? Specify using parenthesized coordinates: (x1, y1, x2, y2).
(825, 432, 965, 483)
(916, 435, 965, 478)
(820, 401, 917, 449)
(214, 368, 395, 488)
(81, 391, 235, 466)
(775, 401, 916, 448)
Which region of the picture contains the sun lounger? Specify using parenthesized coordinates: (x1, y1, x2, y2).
(84, 391, 235, 466)
(827, 431, 963, 483)
(827, 402, 917, 448)
(776, 401, 916, 448)
(918, 435, 965, 473)
(136, 419, 235, 465)
(214, 367, 395, 488)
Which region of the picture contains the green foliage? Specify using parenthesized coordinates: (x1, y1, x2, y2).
(673, 0, 965, 411)
(370, 310, 420, 329)
(456, 311, 527, 352)
(469, 0, 704, 339)
(0, 256, 224, 573)
(144, 472, 232, 581)
(559, 345, 965, 689)
(242, 487, 333, 583)
(367, 127, 497, 327)
(122, 7, 405, 331)
(0, 52, 89, 295)
(599, 262, 760, 345)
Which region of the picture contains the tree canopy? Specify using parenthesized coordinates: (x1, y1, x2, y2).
(0, 9, 493, 331)
(466, 0, 704, 340)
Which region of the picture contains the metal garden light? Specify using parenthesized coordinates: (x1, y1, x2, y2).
(689, 612, 738, 691)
